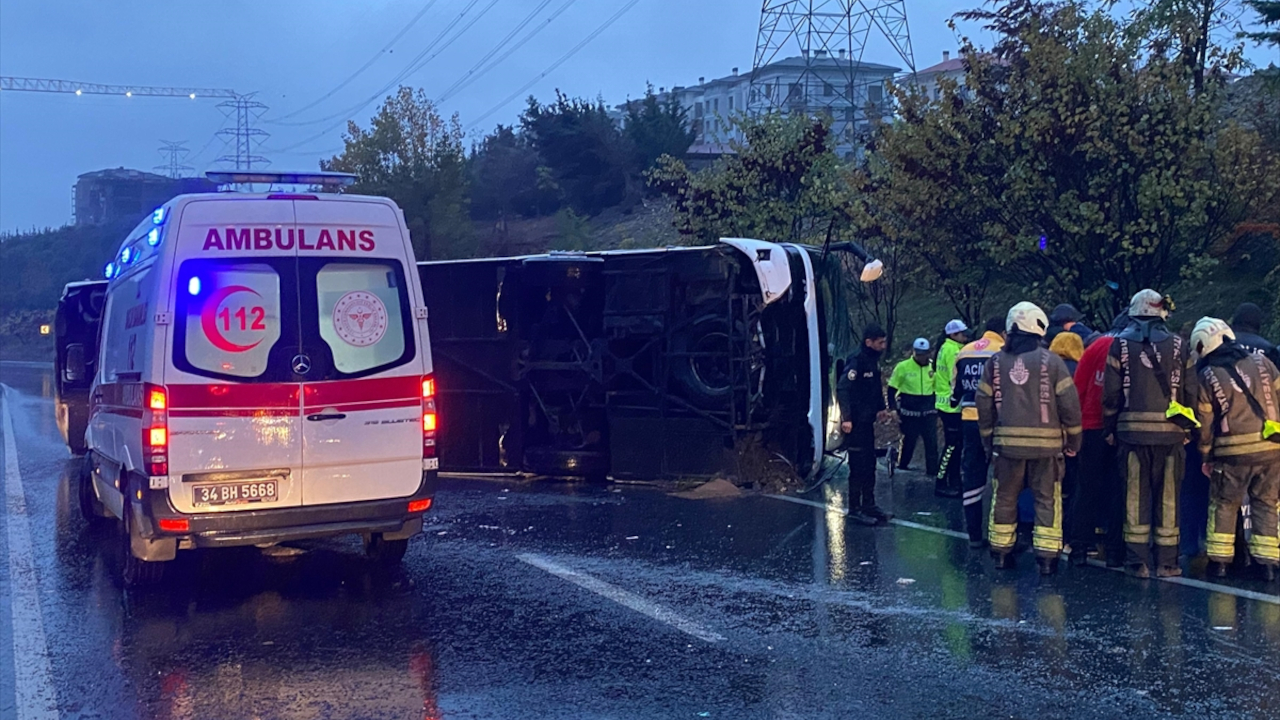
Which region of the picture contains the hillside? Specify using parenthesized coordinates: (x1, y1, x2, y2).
(0, 221, 134, 360)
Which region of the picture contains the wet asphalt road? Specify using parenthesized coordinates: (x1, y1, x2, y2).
(2, 362, 1280, 720)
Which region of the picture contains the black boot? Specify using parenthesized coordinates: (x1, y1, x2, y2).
(863, 504, 893, 525)
(1258, 564, 1277, 582)
(992, 552, 1017, 570)
(1038, 556, 1059, 576)
(1207, 560, 1230, 578)
(1126, 564, 1151, 579)
(1069, 547, 1089, 567)
(848, 507, 879, 527)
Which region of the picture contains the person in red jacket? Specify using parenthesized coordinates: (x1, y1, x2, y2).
(1067, 313, 1129, 566)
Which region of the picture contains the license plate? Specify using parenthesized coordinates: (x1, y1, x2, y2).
(192, 480, 278, 507)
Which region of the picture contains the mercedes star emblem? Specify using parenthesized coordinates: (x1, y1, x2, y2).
(291, 354, 312, 375)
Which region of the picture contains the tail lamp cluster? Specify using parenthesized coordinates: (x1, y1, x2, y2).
(422, 376, 437, 460)
(143, 385, 168, 477)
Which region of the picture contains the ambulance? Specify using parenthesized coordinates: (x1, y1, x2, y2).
(76, 172, 437, 584)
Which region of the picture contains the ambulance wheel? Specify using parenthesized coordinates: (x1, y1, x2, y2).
(365, 534, 409, 566)
(78, 454, 107, 524)
(121, 511, 166, 586)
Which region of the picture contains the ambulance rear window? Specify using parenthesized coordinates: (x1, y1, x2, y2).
(314, 261, 411, 376)
(175, 261, 285, 380)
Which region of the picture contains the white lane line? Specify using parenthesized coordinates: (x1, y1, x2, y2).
(2, 386, 59, 719)
(765, 494, 846, 515)
(516, 553, 726, 643)
(764, 493, 1280, 606)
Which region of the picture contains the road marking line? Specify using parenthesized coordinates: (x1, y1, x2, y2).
(764, 493, 1280, 606)
(2, 386, 59, 719)
(516, 553, 726, 643)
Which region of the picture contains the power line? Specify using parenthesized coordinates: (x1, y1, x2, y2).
(466, 0, 642, 131)
(436, 0, 579, 104)
(267, 0, 442, 123)
(267, 0, 494, 133)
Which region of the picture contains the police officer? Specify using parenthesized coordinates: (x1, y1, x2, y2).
(839, 324, 894, 526)
(976, 303, 1083, 574)
(888, 338, 939, 476)
(1103, 289, 1197, 579)
(1230, 303, 1280, 368)
(1192, 318, 1280, 581)
(952, 317, 1006, 547)
(934, 320, 969, 498)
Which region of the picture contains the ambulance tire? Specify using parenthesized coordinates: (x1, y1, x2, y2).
(78, 454, 107, 524)
(121, 509, 166, 586)
(365, 534, 409, 566)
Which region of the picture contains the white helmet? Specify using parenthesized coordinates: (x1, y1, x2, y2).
(1191, 317, 1235, 357)
(1007, 302, 1049, 337)
(1129, 289, 1170, 319)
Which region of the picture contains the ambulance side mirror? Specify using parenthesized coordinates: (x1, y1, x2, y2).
(64, 344, 87, 383)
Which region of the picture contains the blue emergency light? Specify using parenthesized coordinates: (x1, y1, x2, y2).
(205, 171, 358, 187)
(104, 262, 116, 280)
(147, 228, 161, 247)
(153, 206, 166, 224)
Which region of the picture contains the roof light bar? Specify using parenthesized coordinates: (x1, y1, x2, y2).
(205, 171, 358, 187)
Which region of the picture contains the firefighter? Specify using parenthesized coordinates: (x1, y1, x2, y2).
(887, 338, 939, 476)
(839, 324, 894, 526)
(1103, 289, 1197, 579)
(977, 303, 1083, 574)
(934, 319, 970, 498)
(951, 317, 1005, 547)
(1192, 317, 1280, 581)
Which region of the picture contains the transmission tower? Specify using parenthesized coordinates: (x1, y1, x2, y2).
(155, 140, 194, 178)
(215, 94, 271, 171)
(749, 1, 916, 146)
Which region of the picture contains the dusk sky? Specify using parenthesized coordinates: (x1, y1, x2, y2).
(1, 0, 1276, 233)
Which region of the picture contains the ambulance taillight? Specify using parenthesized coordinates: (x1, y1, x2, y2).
(422, 376, 437, 460)
(143, 385, 169, 477)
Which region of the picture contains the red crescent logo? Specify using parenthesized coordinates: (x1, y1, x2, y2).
(200, 285, 264, 353)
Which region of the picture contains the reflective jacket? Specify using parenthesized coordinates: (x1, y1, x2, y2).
(934, 338, 964, 414)
(952, 332, 1004, 422)
(888, 357, 936, 416)
(976, 345, 1083, 459)
(1102, 320, 1196, 446)
(1195, 349, 1280, 465)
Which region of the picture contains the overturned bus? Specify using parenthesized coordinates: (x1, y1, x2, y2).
(419, 238, 880, 482)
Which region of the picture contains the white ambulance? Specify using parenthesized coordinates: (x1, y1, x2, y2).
(77, 172, 437, 584)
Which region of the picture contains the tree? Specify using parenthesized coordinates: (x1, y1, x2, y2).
(864, 0, 1279, 321)
(623, 85, 696, 172)
(1243, 1, 1280, 46)
(648, 113, 849, 246)
(322, 87, 472, 260)
(468, 125, 560, 228)
(852, 71, 1009, 325)
(520, 92, 636, 215)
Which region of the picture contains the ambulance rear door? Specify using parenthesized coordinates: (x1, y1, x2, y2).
(294, 198, 426, 506)
(165, 198, 304, 513)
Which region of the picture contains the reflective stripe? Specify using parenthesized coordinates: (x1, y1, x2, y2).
(1120, 411, 1170, 422)
(989, 476, 1015, 549)
(1065, 425, 1082, 436)
(1215, 434, 1268, 446)
(1125, 452, 1144, 544)
(1055, 377, 1074, 395)
(979, 427, 994, 438)
(1107, 355, 1122, 369)
(977, 381, 993, 397)
(1158, 453, 1178, 547)
(994, 437, 1063, 449)
(1116, 420, 1172, 430)
(1206, 499, 1235, 560)
(995, 427, 1063, 438)
(1249, 533, 1280, 561)
(1213, 441, 1280, 457)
